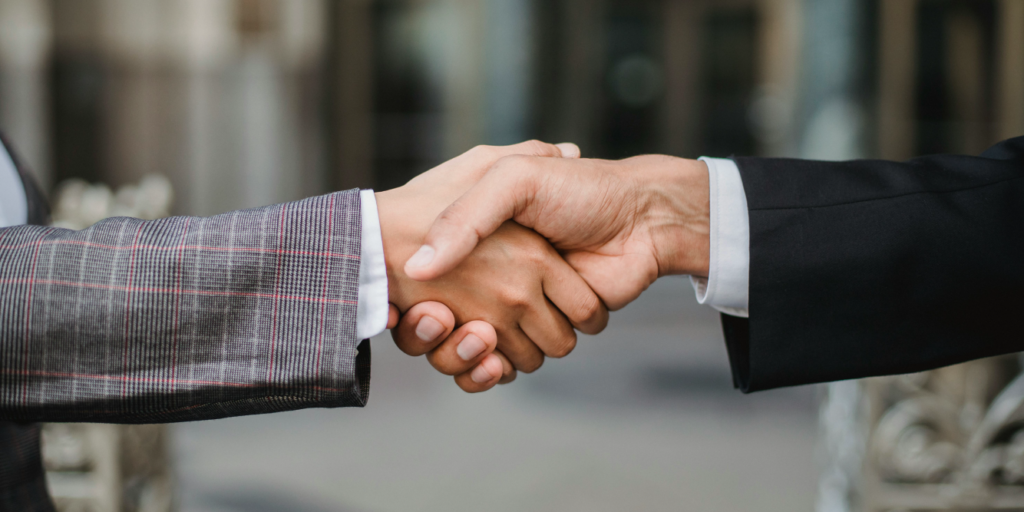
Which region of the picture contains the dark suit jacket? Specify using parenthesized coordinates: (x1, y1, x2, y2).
(0, 135, 371, 511)
(723, 136, 1024, 392)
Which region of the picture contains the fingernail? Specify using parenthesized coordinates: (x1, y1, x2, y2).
(456, 333, 487, 361)
(471, 362, 496, 383)
(555, 142, 580, 158)
(415, 316, 445, 342)
(406, 245, 435, 269)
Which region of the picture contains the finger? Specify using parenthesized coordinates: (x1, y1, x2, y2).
(519, 298, 578, 359)
(555, 142, 581, 158)
(463, 140, 572, 168)
(405, 157, 538, 281)
(453, 354, 504, 393)
(426, 320, 498, 376)
(542, 252, 609, 335)
(390, 301, 456, 357)
(501, 139, 575, 159)
(493, 350, 518, 384)
(387, 304, 400, 329)
(496, 326, 545, 374)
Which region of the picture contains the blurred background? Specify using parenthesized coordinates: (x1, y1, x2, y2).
(1, 0, 1023, 511)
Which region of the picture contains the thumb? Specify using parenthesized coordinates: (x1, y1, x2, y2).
(500, 140, 578, 159)
(555, 142, 580, 158)
(404, 162, 533, 281)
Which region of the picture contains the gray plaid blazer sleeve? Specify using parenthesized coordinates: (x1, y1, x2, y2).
(0, 190, 370, 424)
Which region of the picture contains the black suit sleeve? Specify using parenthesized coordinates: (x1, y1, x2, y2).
(724, 136, 1024, 392)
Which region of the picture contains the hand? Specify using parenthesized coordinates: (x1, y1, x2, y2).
(378, 142, 608, 392)
(388, 300, 509, 392)
(403, 154, 711, 310)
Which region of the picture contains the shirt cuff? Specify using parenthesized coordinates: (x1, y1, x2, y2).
(690, 157, 750, 318)
(356, 189, 390, 339)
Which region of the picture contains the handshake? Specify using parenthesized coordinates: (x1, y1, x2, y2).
(377, 141, 712, 392)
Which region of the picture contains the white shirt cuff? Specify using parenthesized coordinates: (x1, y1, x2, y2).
(356, 189, 390, 339)
(690, 157, 750, 318)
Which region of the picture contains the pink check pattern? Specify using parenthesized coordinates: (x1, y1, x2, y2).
(0, 190, 369, 424)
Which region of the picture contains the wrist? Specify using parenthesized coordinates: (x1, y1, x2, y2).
(375, 188, 426, 308)
(637, 156, 710, 277)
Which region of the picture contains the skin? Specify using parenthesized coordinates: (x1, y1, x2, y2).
(388, 153, 711, 392)
(405, 154, 712, 310)
(378, 142, 609, 392)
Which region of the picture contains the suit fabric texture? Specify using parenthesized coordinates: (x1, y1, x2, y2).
(0, 134, 54, 512)
(723, 136, 1024, 392)
(0, 135, 369, 509)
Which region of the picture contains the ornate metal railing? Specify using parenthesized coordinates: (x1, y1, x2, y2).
(43, 175, 175, 512)
(42, 424, 173, 512)
(820, 355, 1024, 512)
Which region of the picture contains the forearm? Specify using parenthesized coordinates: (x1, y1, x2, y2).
(0, 191, 369, 423)
(728, 138, 1024, 391)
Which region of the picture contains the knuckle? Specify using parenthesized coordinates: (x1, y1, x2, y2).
(521, 139, 550, 155)
(497, 288, 532, 311)
(520, 244, 548, 267)
(517, 354, 544, 374)
(434, 208, 476, 239)
(469, 144, 497, 159)
(494, 154, 531, 171)
(390, 332, 421, 357)
(546, 332, 577, 359)
(456, 375, 484, 393)
(499, 370, 517, 385)
(574, 292, 606, 328)
(426, 352, 461, 376)
(435, 207, 462, 226)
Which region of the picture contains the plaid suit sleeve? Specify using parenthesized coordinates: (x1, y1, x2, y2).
(0, 190, 370, 423)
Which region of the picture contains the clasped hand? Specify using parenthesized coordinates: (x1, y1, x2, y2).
(378, 141, 710, 392)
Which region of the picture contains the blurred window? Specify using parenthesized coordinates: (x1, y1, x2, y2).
(601, 0, 664, 159)
(372, 0, 445, 191)
(915, 0, 996, 155)
(699, 7, 758, 158)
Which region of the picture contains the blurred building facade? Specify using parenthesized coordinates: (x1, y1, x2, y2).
(1, 0, 1022, 210)
(1, 1, 1024, 512)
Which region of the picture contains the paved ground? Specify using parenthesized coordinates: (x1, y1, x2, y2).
(177, 278, 820, 512)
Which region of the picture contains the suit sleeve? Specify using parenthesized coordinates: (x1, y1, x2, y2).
(723, 136, 1024, 392)
(0, 190, 370, 423)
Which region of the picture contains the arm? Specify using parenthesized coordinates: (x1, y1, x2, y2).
(725, 136, 1024, 391)
(0, 140, 595, 422)
(0, 191, 370, 423)
(408, 135, 1024, 393)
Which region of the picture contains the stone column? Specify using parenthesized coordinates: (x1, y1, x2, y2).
(91, 0, 327, 217)
(798, 1, 871, 511)
(554, 0, 606, 154)
(436, 0, 487, 158)
(996, 0, 1024, 141)
(484, 0, 533, 146)
(752, 0, 802, 157)
(795, 0, 869, 161)
(877, 0, 917, 161)
(330, 0, 375, 191)
(662, 0, 703, 158)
